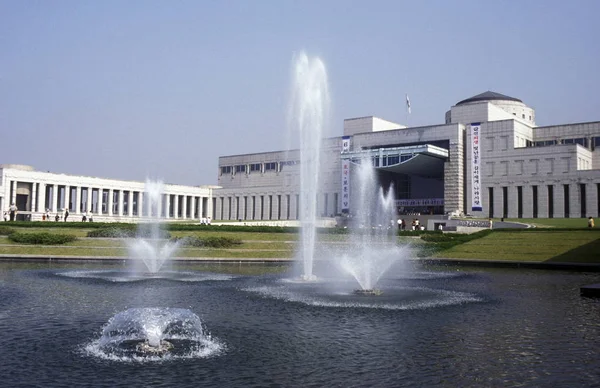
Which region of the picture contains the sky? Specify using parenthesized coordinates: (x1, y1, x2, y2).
(2, 0, 599, 186)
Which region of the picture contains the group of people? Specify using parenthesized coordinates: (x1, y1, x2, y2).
(396, 218, 425, 231)
(200, 217, 212, 225)
(2, 203, 19, 221)
(39, 208, 93, 222)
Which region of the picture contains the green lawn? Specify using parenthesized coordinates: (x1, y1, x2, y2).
(1, 224, 598, 264)
(433, 230, 600, 263)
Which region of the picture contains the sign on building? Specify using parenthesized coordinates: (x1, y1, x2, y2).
(470, 123, 483, 212)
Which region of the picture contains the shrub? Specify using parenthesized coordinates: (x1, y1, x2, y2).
(0, 226, 14, 236)
(87, 227, 135, 238)
(8, 232, 77, 245)
(172, 236, 242, 248)
(87, 227, 170, 239)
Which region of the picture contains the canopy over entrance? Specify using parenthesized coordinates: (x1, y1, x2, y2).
(341, 144, 448, 179)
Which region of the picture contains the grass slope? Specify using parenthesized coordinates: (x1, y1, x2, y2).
(432, 230, 600, 263)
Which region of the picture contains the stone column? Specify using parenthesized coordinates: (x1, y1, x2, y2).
(198, 197, 204, 219)
(554, 184, 565, 218)
(173, 195, 179, 219)
(31, 183, 37, 212)
(52, 185, 58, 213)
(11, 180, 17, 205)
(118, 190, 124, 216)
(588, 182, 598, 218)
(507, 186, 518, 218)
(137, 191, 144, 217)
(97, 189, 103, 214)
(190, 196, 196, 219)
(241, 196, 247, 220)
(75, 186, 82, 214)
(158, 194, 171, 218)
(522, 185, 533, 218)
(107, 189, 114, 216)
(38, 184, 46, 213)
(86, 188, 93, 213)
(164, 194, 171, 219)
(537, 185, 548, 218)
(64, 186, 70, 212)
(182, 195, 187, 220)
(571, 183, 583, 218)
(128, 191, 134, 217)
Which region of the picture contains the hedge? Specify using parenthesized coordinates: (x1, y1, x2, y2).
(87, 226, 171, 239)
(171, 236, 242, 248)
(0, 226, 15, 236)
(8, 232, 77, 245)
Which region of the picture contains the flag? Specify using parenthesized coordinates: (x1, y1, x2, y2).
(406, 94, 411, 114)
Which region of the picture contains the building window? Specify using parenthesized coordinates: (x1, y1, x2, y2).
(486, 162, 495, 177)
(221, 166, 232, 175)
(235, 165, 246, 174)
(546, 158, 555, 174)
(501, 161, 509, 176)
(522, 114, 525, 119)
(486, 136, 494, 151)
(249, 163, 262, 173)
(562, 157, 571, 173)
(516, 160, 524, 175)
(264, 162, 277, 172)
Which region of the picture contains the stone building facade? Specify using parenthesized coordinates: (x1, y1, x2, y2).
(0, 164, 215, 222)
(215, 91, 600, 220)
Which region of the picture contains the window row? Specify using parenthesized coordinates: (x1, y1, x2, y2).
(484, 156, 592, 176)
(220, 160, 301, 176)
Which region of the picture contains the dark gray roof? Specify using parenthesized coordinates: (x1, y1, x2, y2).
(456, 91, 522, 105)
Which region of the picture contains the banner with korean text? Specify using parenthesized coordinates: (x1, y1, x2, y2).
(341, 160, 350, 212)
(470, 123, 483, 211)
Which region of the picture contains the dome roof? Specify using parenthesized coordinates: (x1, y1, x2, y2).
(456, 91, 522, 106)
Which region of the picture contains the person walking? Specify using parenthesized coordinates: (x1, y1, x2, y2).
(9, 203, 18, 221)
(64, 208, 70, 222)
(588, 217, 595, 228)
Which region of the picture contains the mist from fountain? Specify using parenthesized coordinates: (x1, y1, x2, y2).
(337, 158, 410, 291)
(128, 180, 179, 274)
(88, 307, 222, 360)
(288, 51, 330, 281)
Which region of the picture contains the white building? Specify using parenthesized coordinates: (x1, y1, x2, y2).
(214, 91, 600, 220)
(0, 164, 215, 222)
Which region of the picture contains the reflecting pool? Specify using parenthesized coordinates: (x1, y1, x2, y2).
(0, 261, 598, 387)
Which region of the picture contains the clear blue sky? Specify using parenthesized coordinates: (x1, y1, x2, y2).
(2, 0, 599, 185)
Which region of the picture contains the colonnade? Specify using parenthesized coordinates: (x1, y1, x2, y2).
(3, 179, 210, 221)
(214, 192, 340, 221)
(486, 182, 600, 219)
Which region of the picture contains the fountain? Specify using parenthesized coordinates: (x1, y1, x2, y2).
(338, 158, 410, 294)
(288, 52, 408, 292)
(88, 308, 222, 360)
(288, 51, 330, 281)
(128, 180, 179, 274)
